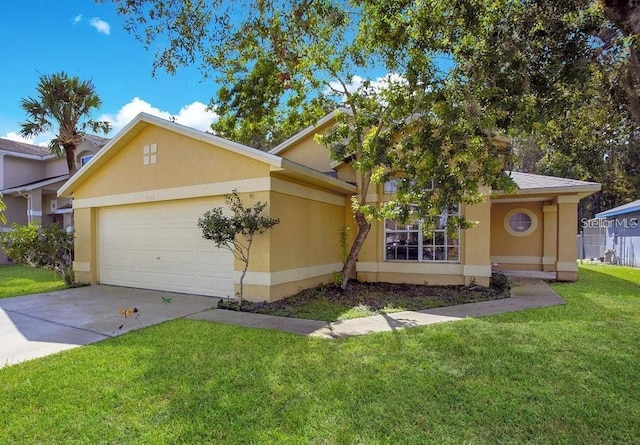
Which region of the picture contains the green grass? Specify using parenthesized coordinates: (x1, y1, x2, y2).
(1, 264, 639, 443)
(0, 264, 67, 299)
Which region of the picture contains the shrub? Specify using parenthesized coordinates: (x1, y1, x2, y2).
(0, 222, 74, 284)
(0, 223, 41, 266)
(490, 272, 511, 294)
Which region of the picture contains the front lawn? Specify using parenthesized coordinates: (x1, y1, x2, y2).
(0, 264, 639, 443)
(0, 264, 67, 299)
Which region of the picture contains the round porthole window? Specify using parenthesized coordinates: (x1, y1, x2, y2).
(504, 209, 538, 237)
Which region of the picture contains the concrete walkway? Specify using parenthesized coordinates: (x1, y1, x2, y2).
(1, 278, 563, 368)
(189, 277, 565, 338)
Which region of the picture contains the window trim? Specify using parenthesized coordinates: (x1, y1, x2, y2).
(80, 155, 94, 166)
(503, 208, 538, 237)
(384, 205, 460, 263)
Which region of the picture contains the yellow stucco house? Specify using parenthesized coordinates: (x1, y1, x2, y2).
(58, 112, 600, 302)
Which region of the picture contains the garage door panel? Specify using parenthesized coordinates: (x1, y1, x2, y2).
(98, 200, 235, 297)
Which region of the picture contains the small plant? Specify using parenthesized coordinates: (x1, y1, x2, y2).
(332, 271, 344, 286)
(198, 189, 280, 307)
(490, 272, 511, 294)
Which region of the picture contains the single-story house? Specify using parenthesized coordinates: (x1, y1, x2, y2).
(58, 112, 601, 302)
(595, 199, 640, 267)
(0, 135, 108, 263)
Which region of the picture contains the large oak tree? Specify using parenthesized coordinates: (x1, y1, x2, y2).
(104, 0, 640, 284)
(105, 0, 516, 288)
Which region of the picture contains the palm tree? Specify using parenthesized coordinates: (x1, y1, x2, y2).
(20, 72, 111, 176)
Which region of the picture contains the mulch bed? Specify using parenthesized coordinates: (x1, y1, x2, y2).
(217, 279, 511, 319)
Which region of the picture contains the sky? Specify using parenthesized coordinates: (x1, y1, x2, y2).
(0, 0, 219, 146)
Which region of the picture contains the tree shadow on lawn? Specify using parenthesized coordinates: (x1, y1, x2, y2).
(130, 265, 638, 443)
(121, 317, 640, 443)
(3, 305, 639, 443)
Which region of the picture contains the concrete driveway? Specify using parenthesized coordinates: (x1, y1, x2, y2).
(0, 285, 219, 368)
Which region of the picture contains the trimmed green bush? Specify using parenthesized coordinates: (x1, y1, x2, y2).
(490, 271, 511, 293)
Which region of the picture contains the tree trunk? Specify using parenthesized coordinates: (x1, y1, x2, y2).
(238, 262, 248, 309)
(602, 1, 640, 36)
(340, 209, 371, 290)
(64, 144, 77, 176)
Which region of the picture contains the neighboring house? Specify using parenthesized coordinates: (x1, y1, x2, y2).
(577, 218, 606, 261)
(596, 199, 640, 267)
(0, 135, 109, 264)
(58, 112, 600, 302)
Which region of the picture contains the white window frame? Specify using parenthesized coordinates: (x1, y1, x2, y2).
(384, 204, 460, 263)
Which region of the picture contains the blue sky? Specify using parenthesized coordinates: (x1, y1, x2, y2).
(0, 0, 219, 145)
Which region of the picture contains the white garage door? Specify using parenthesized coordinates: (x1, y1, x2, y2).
(98, 199, 235, 297)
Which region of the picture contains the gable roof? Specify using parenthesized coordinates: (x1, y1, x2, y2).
(0, 138, 52, 159)
(58, 113, 356, 198)
(269, 109, 349, 156)
(82, 134, 110, 146)
(505, 171, 601, 195)
(596, 199, 640, 218)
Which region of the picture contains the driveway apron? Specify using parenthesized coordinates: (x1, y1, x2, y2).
(0, 285, 219, 368)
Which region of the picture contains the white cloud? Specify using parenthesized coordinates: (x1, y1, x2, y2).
(2, 131, 51, 147)
(100, 98, 218, 135)
(326, 73, 406, 96)
(89, 17, 111, 35)
(73, 14, 82, 24)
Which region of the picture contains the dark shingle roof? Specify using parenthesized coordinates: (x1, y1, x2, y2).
(506, 171, 600, 192)
(0, 138, 50, 157)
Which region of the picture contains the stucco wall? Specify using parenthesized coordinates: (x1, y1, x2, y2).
(0, 196, 28, 264)
(2, 157, 44, 189)
(276, 121, 333, 172)
(269, 190, 344, 271)
(44, 158, 67, 178)
(1, 196, 27, 226)
(490, 201, 545, 270)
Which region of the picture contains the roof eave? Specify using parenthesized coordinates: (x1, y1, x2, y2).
(0, 149, 55, 161)
(493, 184, 601, 198)
(3, 175, 70, 195)
(596, 207, 640, 218)
(278, 158, 357, 194)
